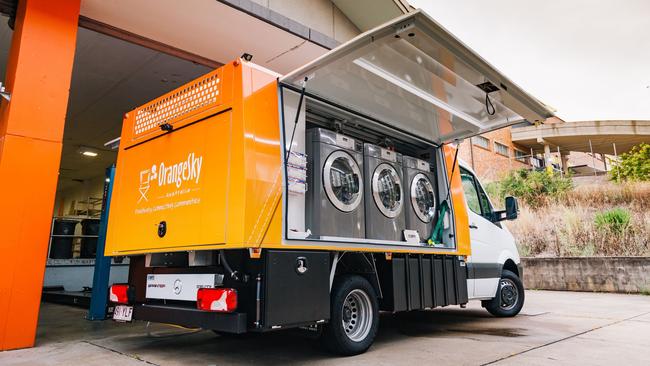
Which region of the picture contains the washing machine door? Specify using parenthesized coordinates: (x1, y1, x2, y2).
(410, 173, 436, 223)
(323, 150, 363, 212)
(372, 163, 403, 218)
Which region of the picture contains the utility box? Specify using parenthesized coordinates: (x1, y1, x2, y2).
(106, 62, 283, 255)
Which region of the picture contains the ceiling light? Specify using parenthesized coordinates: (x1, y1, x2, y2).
(78, 146, 99, 157)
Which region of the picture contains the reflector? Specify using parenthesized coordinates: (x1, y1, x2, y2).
(109, 284, 130, 304)
(196, 288, 237, 312)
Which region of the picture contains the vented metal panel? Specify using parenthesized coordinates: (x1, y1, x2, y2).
(132, 70, 222, 139)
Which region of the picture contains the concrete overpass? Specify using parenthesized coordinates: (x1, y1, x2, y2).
(512, 120, 650, 155)
(511, 120, 650, 174)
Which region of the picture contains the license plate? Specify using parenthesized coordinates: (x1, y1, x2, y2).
(113, 305, 133, 322)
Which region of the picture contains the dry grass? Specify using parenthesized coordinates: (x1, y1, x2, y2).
(506, 182, 650, 257)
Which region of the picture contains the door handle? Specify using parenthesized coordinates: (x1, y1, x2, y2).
(469, 223, 478, 229)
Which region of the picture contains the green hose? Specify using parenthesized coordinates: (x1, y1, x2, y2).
(427, 200, 449, 246)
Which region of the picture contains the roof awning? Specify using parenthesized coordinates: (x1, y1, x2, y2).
(281, 10, 554, 145)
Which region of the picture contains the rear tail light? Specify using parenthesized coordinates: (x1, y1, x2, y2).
(196, 288, 237, 312)
(109, 284, 130, 304)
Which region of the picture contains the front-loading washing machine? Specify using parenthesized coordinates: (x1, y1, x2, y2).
(363, 143, 405, 241)
(305, 128, 365, 239)
(402, 156, 437, 242)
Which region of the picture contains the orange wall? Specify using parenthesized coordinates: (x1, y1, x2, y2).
(0, 0, 80, 351)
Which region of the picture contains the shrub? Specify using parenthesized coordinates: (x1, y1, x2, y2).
(498, 169, 573, 208)
(507, 182, 649, 257)
(483, 181, 502, 203)
(564, 182, 650, 210)
(594, 208, 631, 234)
(609, 143, 650, 182)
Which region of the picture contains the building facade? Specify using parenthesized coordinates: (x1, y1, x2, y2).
(458, 126, 535, 181)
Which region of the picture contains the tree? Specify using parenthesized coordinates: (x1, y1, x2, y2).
(609, 143, 650, 182)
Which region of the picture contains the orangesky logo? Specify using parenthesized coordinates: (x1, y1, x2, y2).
(138, 153, 203, 203)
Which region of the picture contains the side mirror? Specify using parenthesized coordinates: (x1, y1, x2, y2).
(505, 196, 518, 220)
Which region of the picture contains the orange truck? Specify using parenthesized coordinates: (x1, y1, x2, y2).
(105, 10, 552, 355)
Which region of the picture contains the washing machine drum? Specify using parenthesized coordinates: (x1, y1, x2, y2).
(323, 150, 363, 212)
(410, 173, 436, 223)
(372, 163, 403, 218)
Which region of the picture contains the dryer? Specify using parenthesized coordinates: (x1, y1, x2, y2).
(305, 128, 365, 239)
(402, 156, 437, 242)
(363, 143, 405, 241)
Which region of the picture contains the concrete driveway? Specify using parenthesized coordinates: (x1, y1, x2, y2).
(2, 290, 649, 365)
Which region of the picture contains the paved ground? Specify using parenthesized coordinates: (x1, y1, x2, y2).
(1, 290, 649, 365)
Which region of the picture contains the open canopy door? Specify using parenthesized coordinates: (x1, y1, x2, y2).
(281, 10, 554, 145)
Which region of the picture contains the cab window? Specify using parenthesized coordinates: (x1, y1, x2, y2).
(460, 169, 481, 215)
(460, 167, 493, 221)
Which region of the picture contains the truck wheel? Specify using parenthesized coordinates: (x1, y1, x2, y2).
(484, 269, 525, 317)
(322, 275, 379, 356)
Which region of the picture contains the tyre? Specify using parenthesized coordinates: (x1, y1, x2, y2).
(321, 275, 379, 356)
(484, 269, 525, 317)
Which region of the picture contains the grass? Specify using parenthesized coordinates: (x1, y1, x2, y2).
(504, 182, 650, 257)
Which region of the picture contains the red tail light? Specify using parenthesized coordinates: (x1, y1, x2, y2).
(196, 288, 237, 312)
(109, 284, 130, 304)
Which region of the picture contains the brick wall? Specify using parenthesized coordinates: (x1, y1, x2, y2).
(458, 127, 530, 182)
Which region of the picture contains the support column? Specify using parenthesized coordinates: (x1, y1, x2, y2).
(0, 0, 80, 351)
(543, 143, 552, 174)
(561, 154, 570, 174)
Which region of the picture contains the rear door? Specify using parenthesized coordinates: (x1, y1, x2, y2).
(106, 110, 232, 255)
(280, 10, 554, 145)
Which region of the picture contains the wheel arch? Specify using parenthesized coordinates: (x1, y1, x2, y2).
(332, 252, 382, 298)
(502, 258, 519, 277)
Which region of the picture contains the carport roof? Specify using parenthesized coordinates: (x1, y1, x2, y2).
(77, 0, 334, 74)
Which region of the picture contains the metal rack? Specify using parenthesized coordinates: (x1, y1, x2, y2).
(47, 216, 99, 265)
(69, 197, 103, 217)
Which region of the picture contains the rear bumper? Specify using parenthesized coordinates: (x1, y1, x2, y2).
(133, 304, 248, 334)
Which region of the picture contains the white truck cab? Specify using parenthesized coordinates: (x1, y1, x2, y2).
(459, 160, 524, 316)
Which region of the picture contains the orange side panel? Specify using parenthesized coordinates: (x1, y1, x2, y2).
(260, 198, 283, 246)
(241, 78, 282, 246)
(106, 110, 233, 254)
(0, 0, 80, 351)
(444, 144, 471, 256)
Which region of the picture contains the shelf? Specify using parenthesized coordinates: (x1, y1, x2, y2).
(46, 258, 131, 267)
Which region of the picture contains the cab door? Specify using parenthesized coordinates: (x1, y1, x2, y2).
(460, 166, 508, 299)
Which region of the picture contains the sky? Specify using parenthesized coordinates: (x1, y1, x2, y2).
(409, 0, 650, 122)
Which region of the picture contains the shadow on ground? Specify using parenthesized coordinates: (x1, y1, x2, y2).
(57, 307, 523, 364)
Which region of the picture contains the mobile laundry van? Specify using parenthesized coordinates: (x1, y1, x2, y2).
(105, 10, 552, 355)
